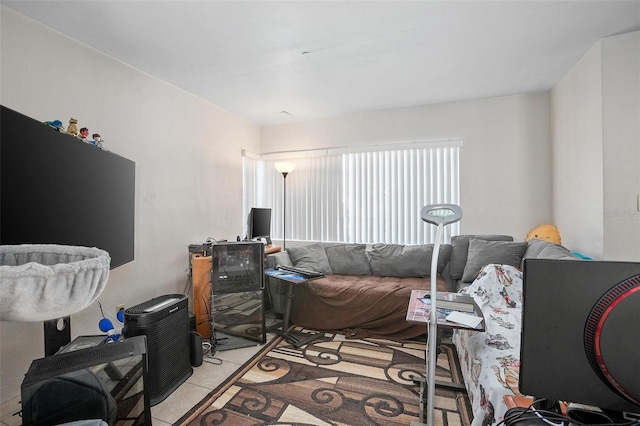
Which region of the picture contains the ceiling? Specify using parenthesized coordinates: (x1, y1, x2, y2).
(3, 1, 640, 126)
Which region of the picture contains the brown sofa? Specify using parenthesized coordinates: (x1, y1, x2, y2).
(266, 236, 576, 340)
(266, 242, 451, 340)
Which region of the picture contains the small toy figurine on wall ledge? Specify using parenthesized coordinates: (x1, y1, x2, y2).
(44, 120, 65, 132)
(91, 133, 104, 149)
(79, 127, 89, 141)
(67, 118, 79, 137)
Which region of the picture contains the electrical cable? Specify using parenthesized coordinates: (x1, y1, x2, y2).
(201, 340, 222, 365)
(97, 300, 122, 324)
(182, 269, 192, 296)
(497, 399, 639, 426)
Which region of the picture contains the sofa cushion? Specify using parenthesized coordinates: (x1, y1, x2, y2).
(449, 235, 513, 281)
(521, 238, 550, 259)
(287, 243, 333, 274)
(324, 243, 371, 275)
(369, 244, 451, 277)
(523, 239, 576, 262)
(537, 244, 577, 261)
(462, 238, 528, 282)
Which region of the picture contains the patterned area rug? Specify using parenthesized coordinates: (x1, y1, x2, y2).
(176, 328, 472, 426)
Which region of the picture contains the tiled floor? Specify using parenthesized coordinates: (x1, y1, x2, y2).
(0, 320, 280, 426)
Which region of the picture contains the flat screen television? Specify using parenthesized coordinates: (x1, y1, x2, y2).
(247, 207, 271, 242)
(520, 259, 640, 420)
(0, 105, 135, 268)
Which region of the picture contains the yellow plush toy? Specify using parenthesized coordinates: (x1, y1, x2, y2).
(526, 224, 561, 244)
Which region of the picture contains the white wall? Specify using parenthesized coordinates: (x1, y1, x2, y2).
(0, 7, 259, 403)
(261, 93, 553, 240)
(551, 30, 640, 260)
(550, 43, 604, 258)
(602, 31, 640, 261)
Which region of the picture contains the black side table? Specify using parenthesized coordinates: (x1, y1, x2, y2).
(264, 268, 325, 347)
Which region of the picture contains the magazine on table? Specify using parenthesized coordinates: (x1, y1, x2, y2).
(406, 289, 484, 330)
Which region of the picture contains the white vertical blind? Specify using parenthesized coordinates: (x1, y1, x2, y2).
(243, 141, 460, 244)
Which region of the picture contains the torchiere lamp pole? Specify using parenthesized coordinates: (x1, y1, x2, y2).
(416, 204, 463, 426)
(274, 162, 295, 251)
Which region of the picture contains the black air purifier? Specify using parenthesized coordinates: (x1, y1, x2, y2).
(124, 294, 192, 406)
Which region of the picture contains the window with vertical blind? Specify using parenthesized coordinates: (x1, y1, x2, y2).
(243, 140, 461, 245)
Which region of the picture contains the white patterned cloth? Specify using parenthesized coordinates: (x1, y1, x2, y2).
(453, 264, 524, 426)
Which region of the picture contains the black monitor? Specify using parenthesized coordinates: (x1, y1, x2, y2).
(520, 259, 640, 420)
(247, 207, 271, 242)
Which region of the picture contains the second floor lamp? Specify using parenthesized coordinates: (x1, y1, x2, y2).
(274, 161, 295, 251)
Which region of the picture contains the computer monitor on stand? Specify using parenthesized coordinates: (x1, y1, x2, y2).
(247, 207, 272, 244)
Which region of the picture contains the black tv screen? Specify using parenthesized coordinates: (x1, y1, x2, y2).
(520, 259, 640, 417)
(0, 105, 135, 268)
(248, 207, 271, 240)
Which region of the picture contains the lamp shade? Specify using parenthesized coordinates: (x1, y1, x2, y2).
(274, 162, 295, 174)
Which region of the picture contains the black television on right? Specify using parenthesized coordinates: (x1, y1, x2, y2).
(247, 207, 271, 242)
(520, 259, 640, 420)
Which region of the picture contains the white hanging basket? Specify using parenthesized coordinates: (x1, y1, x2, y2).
(0, 245, 110, 322)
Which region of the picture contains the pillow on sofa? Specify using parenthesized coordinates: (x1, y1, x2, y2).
(324, 243, 371, 275)
(287, 243, 333, 274)
(462, 238, 528, 282)
(537, 244, 577, 261)
(523, 239, 576, 262)
(369, 244, 451, 277)
(450, 235, 513, 281)
(521, 238, 551, 259)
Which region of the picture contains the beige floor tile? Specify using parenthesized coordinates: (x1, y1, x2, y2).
(151, 381, 212, 424)
(187, 357, 246, 389)
(0, 396, 21, 426)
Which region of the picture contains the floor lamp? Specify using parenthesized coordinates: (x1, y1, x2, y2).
(274, 162, 295, 251)
(418, 204, 463, 426)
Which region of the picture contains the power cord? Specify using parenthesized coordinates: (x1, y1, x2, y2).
(498, 401, 639, 426)
(201, 340, 222, 365)
(499, 405, 568, 426)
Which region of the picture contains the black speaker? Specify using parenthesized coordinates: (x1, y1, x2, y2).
(124, 294, 193, 406)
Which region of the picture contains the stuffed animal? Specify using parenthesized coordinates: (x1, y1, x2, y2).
(79, 127, 89, 140)
(526, 224, 561, 244)
(67, 118, 79, 137)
